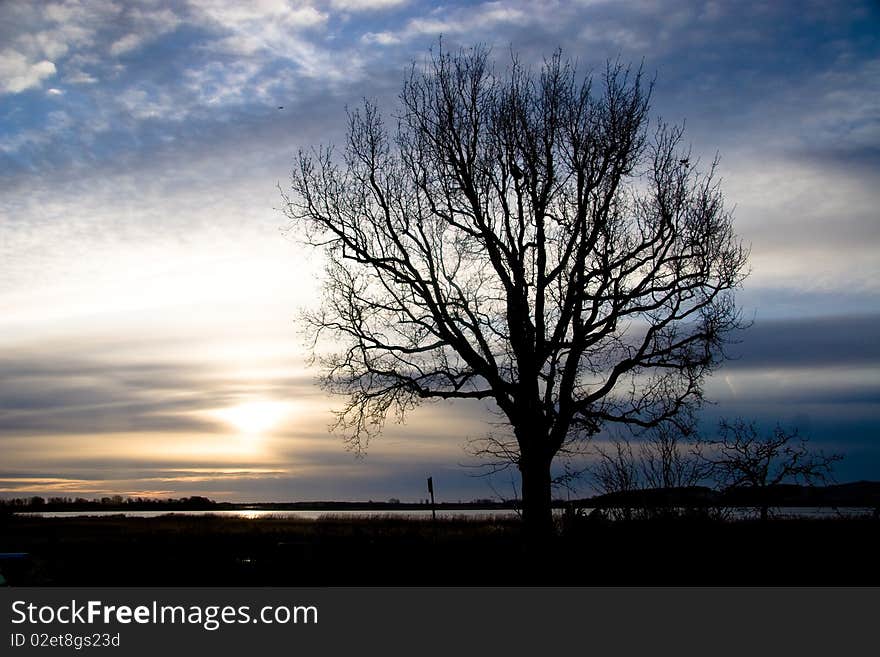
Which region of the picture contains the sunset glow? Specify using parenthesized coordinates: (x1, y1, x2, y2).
(212, 401, 292, 437)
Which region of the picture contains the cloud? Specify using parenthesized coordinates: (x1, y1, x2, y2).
(0, 50, 56, 93)
(0, 335, 319, 437)
(115, 86, 192, 121)
(361, 31, 401, 46)
(0, 342, 502, 501)
(696, 313, 880, 478)
(719, 154, 880, 295)
(64, 70, 98, 84)
(738, 286, 880, 320)
(786, 57, 880, 171)
(0, 468, 290, 497)
(371, 1, 529, 43)
(330, 0, 408, 11)
(110, 33, 147, 56)
(189, 0, 328, 40)
(185, 0, 365, 86)
(180, 58, 268, 107)
(725, 315, 880, 371)
(107, 6, 181, 57)
(0, 1, 120, 94)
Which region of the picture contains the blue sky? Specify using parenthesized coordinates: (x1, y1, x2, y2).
(1, 0, 878, 501)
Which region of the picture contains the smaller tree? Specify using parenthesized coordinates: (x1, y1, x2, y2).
(704, 419, 842, 520)
(592, 423, 710, 519)
(593, 440, 641, 493)
(639, 423, 711, 491)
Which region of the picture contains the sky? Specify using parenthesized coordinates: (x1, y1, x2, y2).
(1, 0, 878, 502)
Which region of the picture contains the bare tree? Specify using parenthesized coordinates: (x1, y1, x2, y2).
(591, 423, 711, 519)
(593, 439, 641, 497)
(639, 423, 710, 490)
(592, 438, 641, 520)
(283, 45, 748, 539)
(704, 419, 843, 521)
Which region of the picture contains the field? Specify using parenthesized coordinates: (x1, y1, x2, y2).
(2, 512, 879, 586)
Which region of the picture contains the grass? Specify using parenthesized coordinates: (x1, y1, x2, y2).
(1, 513, 878, 586)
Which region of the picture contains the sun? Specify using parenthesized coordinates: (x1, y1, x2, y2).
(213, 400, 290, 435)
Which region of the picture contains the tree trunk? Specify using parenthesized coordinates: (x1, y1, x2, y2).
(520, 454, 554, 541)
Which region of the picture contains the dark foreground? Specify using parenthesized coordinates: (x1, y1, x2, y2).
(2, 513, 878, 586)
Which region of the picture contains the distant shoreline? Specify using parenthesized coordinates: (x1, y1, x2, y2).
(3, 480, 879, 514)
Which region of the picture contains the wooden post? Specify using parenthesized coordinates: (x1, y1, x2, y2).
(427, 476, 436, 522)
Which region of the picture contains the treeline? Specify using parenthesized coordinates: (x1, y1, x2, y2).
(0, 496, 521, 513)
(0, 495, 219, 512)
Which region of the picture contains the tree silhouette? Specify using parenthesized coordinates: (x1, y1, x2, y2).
(591, 423, 711, 520)
(639, 422, 711, 491)
(704, 419, 842, 521)
(592, 438, 641, 521)
(283, 45, 748, 539)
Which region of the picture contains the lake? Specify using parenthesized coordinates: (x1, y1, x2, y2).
(15, 506, 876, 520)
